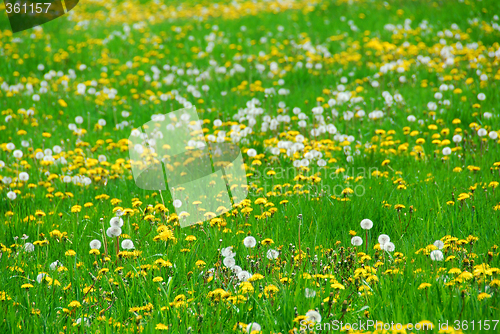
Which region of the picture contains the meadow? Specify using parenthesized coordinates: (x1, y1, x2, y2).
(0, 0, 500, 332)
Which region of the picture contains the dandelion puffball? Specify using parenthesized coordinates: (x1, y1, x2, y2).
(243, 236, 257, 248)
(378, 234, 390, 245)
(305, 288, 316, 298)
(247, 148, 257, 157)
(305, 310, 322, 323)
(19, 172, 29, 181)
(7, 191, 17, 200)
(351, 236, 363, 246)
(106, 226, 122, 238)
(110, 217, 124, 228)
(382, 242, 395, 252)
(430, 250, 444, 261)
(25, 243, 35, 252)
(36, 273, 47, 283)
(237, 270, 252, 281)
(121, 239, 134, 250)
(221, 246, 235, 258)
(223, 257, 236, 269)
(433, 240, 444, 249)
(13, 150, 23, 158)
(89, 239, 102, 250)
(267, 249, 279, 260)
(50, 261, 60, 270)
(173, 199, 182, 208)
(477, 128, 487, 137)
(246, 322, 261, 333)
(442, 147, 452, 156)
(360, 219, 373, 230)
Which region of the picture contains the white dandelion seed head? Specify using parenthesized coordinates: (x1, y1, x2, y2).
(477, 128, 487, 137)
(246, 322, 261, 333)
(36, 273, 47, 283)
(109, 216, 124, 227)
(266, 249, 279, 260)
(106, 226, 122, 238)
(75, 317, 91, 327)
(247, 149, 257, 157)
(351, 236, 363, 246)
(53, 145, 62, 154)
(49, 261, 61, 270)
(378, 234, 390, 245)
(305, 288, 316, 298)
(489, 131, 498, 140)
(442, 147, 452, 156)
(452, 134, 462, 143)
(173, 199, 182, 208)
(237, 270, 252, 282)
(383, 242, 395, 252)
(89, 239, 102, 250)
(430, 250, 444, 261)
(360, 218, 373, 230)
(223, 257, 236, 269)
(305, 310, 322, 323)
(433, 240, 444, 249)
(121, 239, 134, 250)
(18, 172, 29, 181)
(243, 236, 257, 248)
(231, 265, 242, 275)
(221, 246, 236, 258)
(7, 191, 17, 200)
(24, 242, 35, 252)
(13, 150, 23, 158)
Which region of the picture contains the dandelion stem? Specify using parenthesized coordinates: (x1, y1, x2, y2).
(365, 230, 368, 253)
(101, 219, 108, 257)
(116, 236, 120, 257)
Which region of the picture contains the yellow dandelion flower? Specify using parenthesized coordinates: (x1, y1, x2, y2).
(68, 301, 81, 308)
(418, 283, 432, 290)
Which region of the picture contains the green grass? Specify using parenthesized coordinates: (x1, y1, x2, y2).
(0, 0, 500, 333)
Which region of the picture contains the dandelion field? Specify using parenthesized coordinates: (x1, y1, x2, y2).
(1, 0, 500, 332)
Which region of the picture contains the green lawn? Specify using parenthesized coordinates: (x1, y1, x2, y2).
(0, 0, 500, 332)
